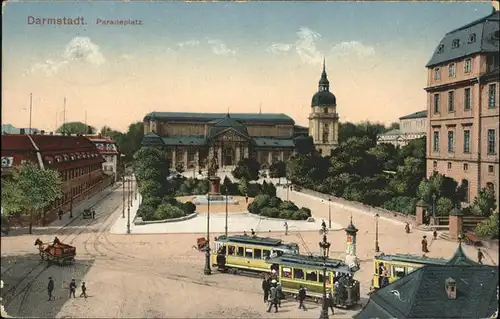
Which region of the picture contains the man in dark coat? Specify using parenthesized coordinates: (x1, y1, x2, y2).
(266, 280, 279, 313)
(477, 248, 484, 264)
(47, 277, 54, 301)
(421, 236, 429, 253)
(79, 281, 87, 298)
(262, 276, 270, 303)
(69, 279, 77, 298)
(298, 285, 307, 311)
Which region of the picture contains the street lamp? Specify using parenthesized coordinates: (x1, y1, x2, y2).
(328, 198, 331, 229)
(432, 193, 437, 223)
(224, 177, 229, 238)
(69, 195, 73, 218)
(204, 192, 212, 275)
(375, 213, 380, 253)
(126, 174, 131, 234)
(134, 174, 137, 201)
(319, 222, 331, 319)
(122, 175, 125, 218)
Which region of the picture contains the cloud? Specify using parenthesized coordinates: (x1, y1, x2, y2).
(63, 36, 105, 65)
(330, 41, 376, 57)
(120, 53, 133, 60)
(295, 27, 323, 65)
(207, 39, 237, 56)
(30, 60, 68, 76)
(177, 39, 200, 48)
(266, 43, 292, 55)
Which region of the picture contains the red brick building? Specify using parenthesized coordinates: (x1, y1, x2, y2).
(1, 133, 112, 225)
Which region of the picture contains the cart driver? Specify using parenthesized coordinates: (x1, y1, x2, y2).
(53, 237, 61, 245)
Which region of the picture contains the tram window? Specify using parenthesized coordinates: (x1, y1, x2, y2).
(228, 245, 236, 256)
(254, 249, 262, 259)
(245, 248, 253, 258)
(237, 247, 244, 257)
(281, 267, 292, 278)
(293, 268, 304, 280)
(407, 267, 415, 274)
(375, 262, 381, 275)
(263, 249, 271, 259)
(218, 245, 227, 255)
(306, 271, 318, 282)
(393, 266, 406, 278)
(319, 271, 331, 283)
(276, 250, 284, 257)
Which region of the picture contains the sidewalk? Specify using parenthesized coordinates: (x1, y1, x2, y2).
(42, 183, 121, 229)
(109, 193, 141, 234)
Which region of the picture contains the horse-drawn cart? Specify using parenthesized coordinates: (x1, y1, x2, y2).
(35, 238, 76, 265)
(194, 237, 209, 252)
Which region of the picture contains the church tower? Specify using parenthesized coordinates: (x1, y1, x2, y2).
(308, 59, 339, 156)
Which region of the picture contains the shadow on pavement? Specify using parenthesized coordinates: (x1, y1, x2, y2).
(1, 253, 95, 318)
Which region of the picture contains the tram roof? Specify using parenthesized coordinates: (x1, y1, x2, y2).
(216, 235, 298, 248)
(267, 254, 351, 272)
(375, 253, 448, 265)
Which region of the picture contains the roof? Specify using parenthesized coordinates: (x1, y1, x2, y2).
(399, 110, 427, 120)
(31, 135, 95, 151)
(267, 253, 352, 273)
(253, 138, 295, 148)
(311, 91, 337, 107)
(162, 136, 207, 146)
(207, 114, 250, 139)
(446, 242, 479, 266)
(144, 112, 295, 125)
(216, 235, 300, 251)
(426, 11, 500, 67)
(1, 135, 37, 151)
(375, 253, 448, 266)
(354, 264, 498, 319)
(378, 129, 402, 137)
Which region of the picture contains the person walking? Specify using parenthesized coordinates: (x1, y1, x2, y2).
(326, 289, 335, 315)
(477, 248, 484, 264)
(405, 222, 410, 234)
(58, 210, 63, 220)
(421, 236, 429, 253)
(79, 282, 87, 298)
(245, 194, 249, 204)
(298, 285, 307, 311)
(69, 279, 77, 298)
(251, 229, 256, 236)
(262, 276, 270, 303)
(47, 277, 54, 301)
(284, 221, 288, 235)
(92, 210, 95, 219)
(433, 229, 438, 240)
(266, 280, 279, 313)
(276, 281, 284, 307)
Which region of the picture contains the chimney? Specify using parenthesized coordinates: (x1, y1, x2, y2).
(445, 277, 457, 299)
(20, 128, 25, 135)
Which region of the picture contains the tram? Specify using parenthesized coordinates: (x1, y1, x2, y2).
(266, 253, 361, 308)
(372, 253, 448, 290)
(211, 234, 300, 276)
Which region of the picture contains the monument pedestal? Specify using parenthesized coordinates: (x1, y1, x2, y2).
(209, 176, 221, 195)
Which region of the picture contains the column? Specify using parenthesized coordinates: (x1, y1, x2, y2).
(195, 150, 199, 171)
(183, 149, 188, 169)
(280, 151, 284, 161)
(218, 147, 222, 167)
(172, 148, 176, 167)
(244, 147, 249, 158)
(268, 151, 272, 165)
(235, 146, 241, 162)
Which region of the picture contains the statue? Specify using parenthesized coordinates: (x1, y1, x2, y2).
(207, 155, 219, 177)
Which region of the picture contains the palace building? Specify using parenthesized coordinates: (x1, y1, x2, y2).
(141, 62, 340, 169)
(424, 9, 499, 205)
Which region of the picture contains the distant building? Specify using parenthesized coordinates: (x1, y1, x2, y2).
(86, 135, 121, 182)
(1, 124, 39, 135)
(376, 110, 427, 147)
(308, 59, 340, 156)
(1, 133, 110, 226)
(424, 9, 499, 205)
(354, 243, 498, 319)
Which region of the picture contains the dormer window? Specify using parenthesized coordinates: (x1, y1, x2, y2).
(493, 30, 500, 40)
(468, 33, 476, 43)
(436, 44, 444, 54)
(452, 39, 460, 49)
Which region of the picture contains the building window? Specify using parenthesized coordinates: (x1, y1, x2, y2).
(449, 63, 456, 78)
(468, 33, 476, 43)
(464, 88, 471, 110)
(433, 131, 440, 152)
(433, 161, 438, 169)
(464, 58, 472, 73)
(487, 129, 496, 154)
(452, 39, 460, 48)
(448, 131, 454, 153)
(463, 130, 470, 153)
(436, 44, 444, 54)
(323, 108, 328, 113)
(434, 68, 440, 80)
(447, 162, 452, 169)
(322, 124, 329, 143)
(462, 179, 470, 203)
(433, 94, 440, 114)
(489, 84, 497, 108)
(463, 163, 468, 171)
(488, 165, 495, 174)
(448, 91, 455, 112)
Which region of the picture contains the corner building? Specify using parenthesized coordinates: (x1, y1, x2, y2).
(425, 10, 499, 204)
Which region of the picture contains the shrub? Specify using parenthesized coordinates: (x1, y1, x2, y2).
(253, 194, 271, 209)
(299, 207, 312, 218)
(162, 195, 177, 206)
(247, 183, 262, 197)
(290, 211, 305, 220)
(436, 197, 454, 216)
(261, 207, 280, 218)
(382, 196, 418, 215)
(155, 203, 185, 220)
(137, 204, 155, 221)
(268, 196, 282, 208)
(279, 209, 295, 219)
(183, 201, 196, 215)
(475, 212, 499, 239)
(141, 196, 162, 209)
(280, 201, 299, 211)
(247, 202, 259, 214)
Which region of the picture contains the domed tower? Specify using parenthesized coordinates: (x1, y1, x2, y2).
(308, 59, 339, 156)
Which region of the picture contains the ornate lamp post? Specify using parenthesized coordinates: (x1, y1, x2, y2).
(204, 192, 212, 275)
(126, 174, 131, 234)
(69, 195, 73, 219)
(122, 175, 126, 218)
(319, 222, 331, 319)
(375, 213, 380, 253)
(328, 198, 331, 229)
(224, 177, 229, 238)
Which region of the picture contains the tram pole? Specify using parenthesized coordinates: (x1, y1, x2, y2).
(122, 174, 125, 218)
(204, 193, 212, 275)
(224, 183, 228, 238)
(375, 213, 380, 253)
(328, 198, 331, 229)
(126, 174, 131, 234)
(319, 222, 331, 319)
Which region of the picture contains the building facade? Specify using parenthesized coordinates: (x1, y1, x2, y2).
(142, 112, 298, 170)
(86, 135, 120, 182)
(377, 110, 427, 147)
(1, 133, 110, 225)
(425, 10, 499, 205)
(308, 60, 340, 156)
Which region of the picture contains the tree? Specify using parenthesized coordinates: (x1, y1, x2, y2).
(417, 172, 460, 205)
(57, 122, 96, 135)
(293, 136, 315, 155)
(475, 212, 499, 238)
(114, 122, 144, 163)
(232, 158, 261, 181)
(471, 187, 497, 217)
(387, 122, 400, 131)
(133, 147, 169, 183)
(2, 162, 63, 233)
(339, 121, 386, 146)
(399, 136, 426, 160)
(269, 161, 286, 182)
(368, 143, 399, 171)
(389, 157, 425, 197)
(436, 197, 454, 216)
(100, 126, 122, 139)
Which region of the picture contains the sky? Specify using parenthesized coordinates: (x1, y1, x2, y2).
(1, 1, 496, 132)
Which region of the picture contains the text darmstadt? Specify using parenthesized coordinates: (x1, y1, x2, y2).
(27, 16, 86, 26)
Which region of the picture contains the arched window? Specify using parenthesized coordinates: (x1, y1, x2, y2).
(486, 182, 495, 193)
(461, 179, 470, 203)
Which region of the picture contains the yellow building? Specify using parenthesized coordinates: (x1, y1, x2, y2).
(425, 9, 499, 204)
(377, 110, 427, 147)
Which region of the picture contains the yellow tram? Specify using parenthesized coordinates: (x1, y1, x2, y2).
(211, 235, 300, 275)
(372, 253, 448, 289)
(266, 254, 360, 308)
